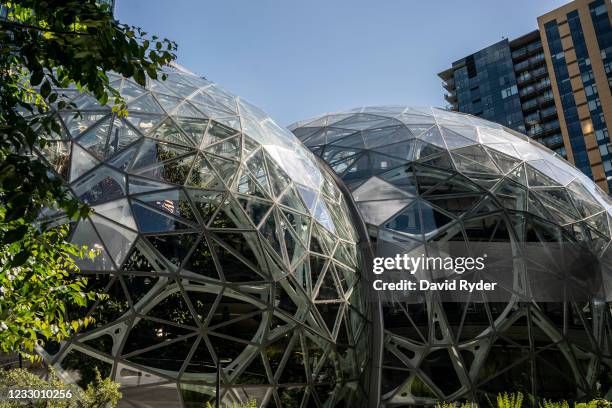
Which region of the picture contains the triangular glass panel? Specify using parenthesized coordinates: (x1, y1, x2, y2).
(237, 196, 273, 227)
(135, 154, 196, 185)
(92, 197, 137, 231)
(128, 175, 175, 194)
(70, 218, 114, 270)
(205, 154, 239, 188)
(105, 119, 142, 158)
(146, 291, 197, 326)
(146, 232, 199, 267)
(416, 126, 447, 149)
(75, 117, 111, 159)
(72, 165, 126, 205)
(173, 101, 205, 118)
(380, 164, 418, 195)
(211, 232, 267, 282)
(107, 143, 139, 172)
(422, 173, 481, 196)
(533, 188, 581, 224)
(132, 190, 197, 223)
(234, 353, 270, 385)
(182, 235, 220, 280)
(147, 118, 195, 146)
(485, 147, 522, 174)
(279, 186, 308, 213)
(264, 154, 292, 197)
(174, 117, 208, 145)
(90, 214, 137, 267)
(259, 211, 283, 258)
(507, 164, 527, 186)
(61, 112, 109, 139)
(364, 125, 413, 148)
(153, 93, 183, 114)
(526, 164, 561, 187)
(237, 171, 270, 199)
(296, 185, 318, 213)
(314, 302, 343, 337)
(121, 244, 159, 272)
(186, 154, 225, 190)
(187, 189, 224, 224)
(566, 180, 603, 218)
(313, 199, 336, 233)
(417, 151, 455, 170)
(202, 120, 238, 147)
(131, 201, 193, 233)
(491, 179, 528, 212)
(130, 138, 192, 171)
(124, 113, 164, 134)
(204, 135, 241, 160)
(314, 268, 341, 302)
(127, 93, 164, 114)
(183, 336, 216, 374)
(69, 143, 99, 181)
(413, 140, 446, 161)
(440, 126, 478, 149)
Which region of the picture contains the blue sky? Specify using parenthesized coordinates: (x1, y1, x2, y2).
(116, 0, 567, 126)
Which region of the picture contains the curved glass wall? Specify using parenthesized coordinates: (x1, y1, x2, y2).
(290, 106, 612, 405)
(34, 68, 369, 408)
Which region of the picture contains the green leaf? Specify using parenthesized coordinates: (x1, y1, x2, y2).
(40, 80, 51, 99)
(31, 70, 44, 86)
(4, 225, 29, 244)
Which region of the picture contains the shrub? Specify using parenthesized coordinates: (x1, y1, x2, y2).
(81, 367, 122, 408)
(495, 392, 524, 408)
(576, 400, 612, 408)
(540, 400, 569, 408)
(0, 367, 121, 408)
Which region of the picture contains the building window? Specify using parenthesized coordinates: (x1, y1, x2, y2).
(584, 83, 598, 97)
(501, 85, 518, 99)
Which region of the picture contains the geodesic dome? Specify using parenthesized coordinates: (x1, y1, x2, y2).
(34, 68, 369, 408)
(290, 106, 612, 404)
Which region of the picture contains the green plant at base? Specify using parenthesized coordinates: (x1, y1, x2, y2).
(81, 367, 121, 408)
(576, 400, 612, 408)
(495, 392, 524, 408)
(540, 400, 569, 408)
(0, 367, 121, 407)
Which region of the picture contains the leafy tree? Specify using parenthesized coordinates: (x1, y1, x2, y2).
(0, 367, 122, 408)
(0, 0, 176, 357)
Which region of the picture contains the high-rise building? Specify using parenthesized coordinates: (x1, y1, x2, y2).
(439, 0, 612, 192)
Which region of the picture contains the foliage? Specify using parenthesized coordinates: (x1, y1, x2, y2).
(0, 0, 176, 356)
(81, 367, 121, 408)
(495, 392, 524, 408)
(576, 400, 612, 408)
(0, 367, 121, 407)
(0, 367, 78, 408)
(0, 223, 102, 359)
(540, 400, 569, 408)
(204, 401, 256, 408)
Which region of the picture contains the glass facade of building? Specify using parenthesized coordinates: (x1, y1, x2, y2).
(441, 40, 525, 133)
(442, 0, 612, 194)
(439, 33, 566, 159)
(544, 20, 593, 178)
